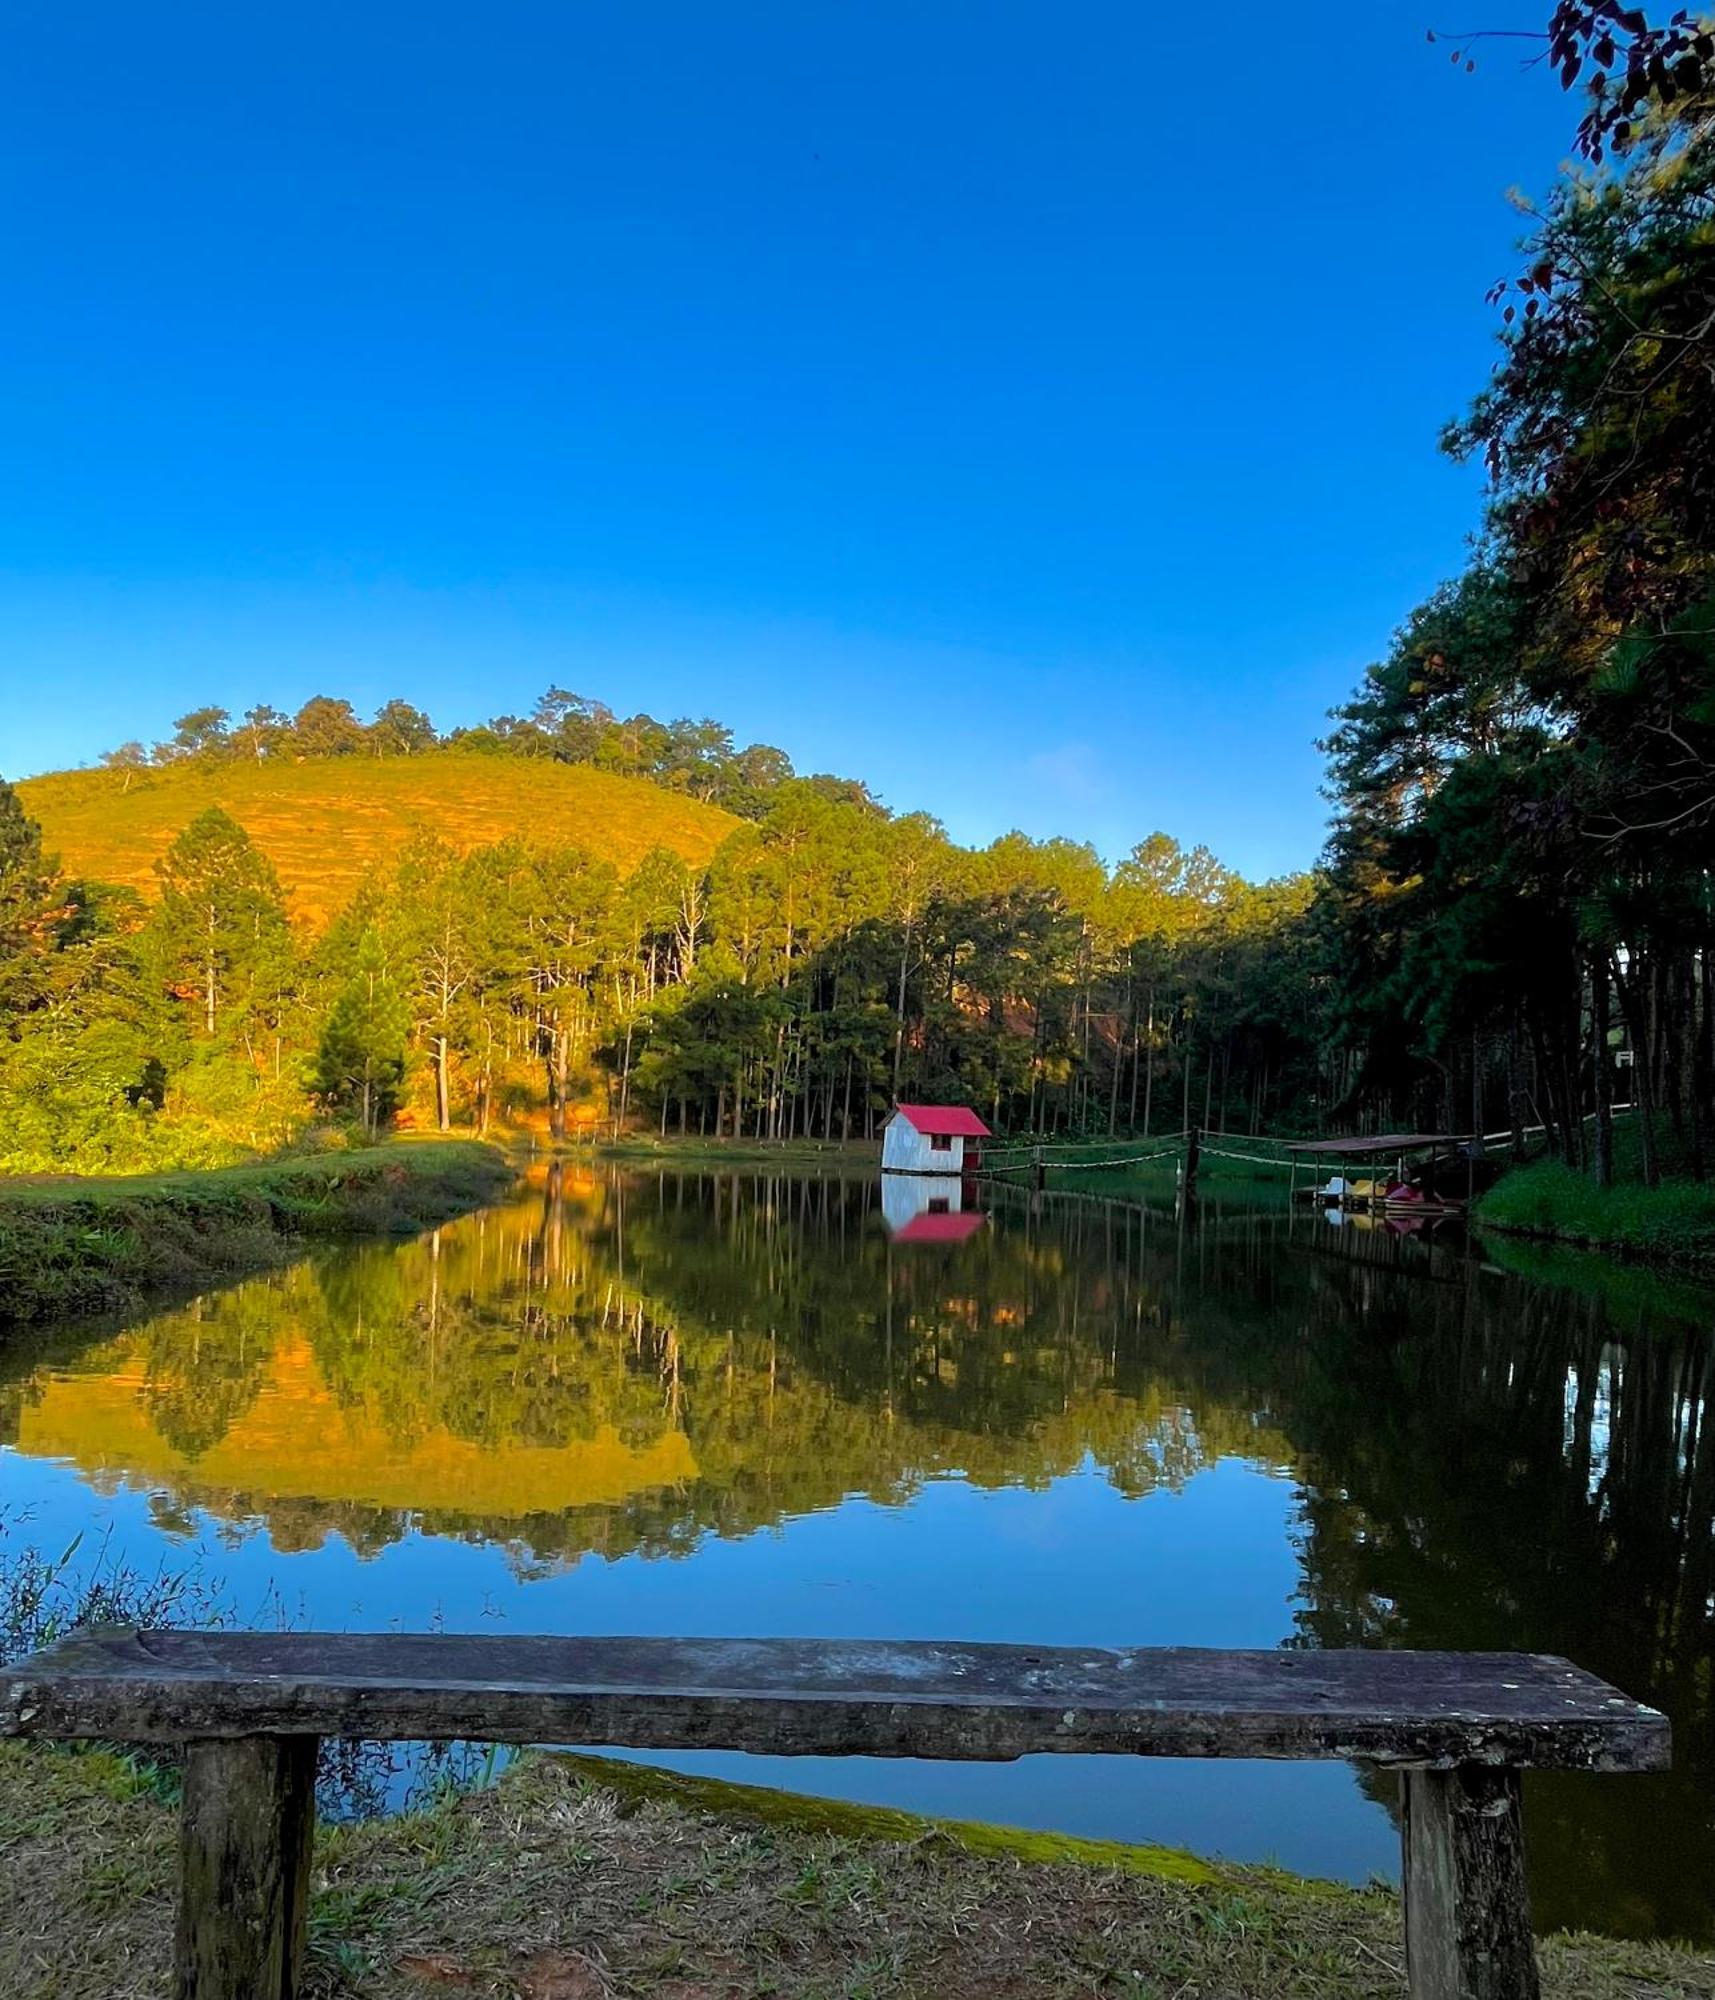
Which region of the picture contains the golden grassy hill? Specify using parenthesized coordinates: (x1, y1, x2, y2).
(20, 752, 740, 926)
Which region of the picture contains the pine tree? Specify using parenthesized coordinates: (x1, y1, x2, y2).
(314, 927, 408, 1136)
(393, 835, 484, 1130)
(0, 776, 57, 1022)
(149, 808, 290, 1043)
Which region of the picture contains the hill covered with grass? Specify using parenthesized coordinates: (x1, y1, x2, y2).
(20, 752, 739, 926)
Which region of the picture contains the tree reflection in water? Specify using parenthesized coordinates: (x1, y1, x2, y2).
(2, 1163, 1713, 1938)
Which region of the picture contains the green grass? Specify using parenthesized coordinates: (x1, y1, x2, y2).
(3, 1741, 1712, 1997)
(19, 751, 738, 927)
(1477, 1158, 1715, 1274)
(0, 1140, 514, 1322)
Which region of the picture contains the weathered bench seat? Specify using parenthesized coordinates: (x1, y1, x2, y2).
(3, 1630, 1670, 2000)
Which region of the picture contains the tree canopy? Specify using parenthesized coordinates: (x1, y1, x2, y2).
(1319, 75, 1715, 1181)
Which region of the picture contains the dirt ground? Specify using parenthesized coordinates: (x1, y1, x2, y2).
(3, 1742, 1714, 1998)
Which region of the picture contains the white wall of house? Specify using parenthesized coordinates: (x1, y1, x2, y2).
(881, 1115, 967, 1174)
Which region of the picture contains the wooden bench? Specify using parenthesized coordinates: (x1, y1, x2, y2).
(2, 1630, 1669, 2000)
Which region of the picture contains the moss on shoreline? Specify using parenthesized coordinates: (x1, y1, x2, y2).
(0, 1141, 514, 1323)
(3, 1742, 1712, 1997)
(1477, 1159, 1715, 1275)
(550, 1750, 1231, 1887)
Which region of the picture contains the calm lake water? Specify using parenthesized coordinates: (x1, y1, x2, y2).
(3, 1161, 1714, 1940)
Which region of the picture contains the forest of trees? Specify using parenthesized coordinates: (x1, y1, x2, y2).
(0, 755, 1320, 1168)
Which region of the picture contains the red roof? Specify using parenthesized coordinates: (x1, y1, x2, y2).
(893, 1212, 987, 1244)
(893, 1103, 992, 1138)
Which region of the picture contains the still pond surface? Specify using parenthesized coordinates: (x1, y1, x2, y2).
(3, 1162, 1713, 1940)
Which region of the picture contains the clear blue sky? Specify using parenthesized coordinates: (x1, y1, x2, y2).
(0, 3, 1570, 878)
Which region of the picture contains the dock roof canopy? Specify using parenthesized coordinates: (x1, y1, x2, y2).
(1284, 1133, 1472, 1157)
(892, 1104, 992, 1138)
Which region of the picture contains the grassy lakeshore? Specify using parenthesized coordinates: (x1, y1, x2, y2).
(0, 1141, 513, 1324)
(2, 1744, 1711, 1999)
(1477, 1159, 1715, 1276)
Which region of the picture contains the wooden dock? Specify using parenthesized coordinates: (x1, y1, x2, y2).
(976, 1125, 1489, 1213)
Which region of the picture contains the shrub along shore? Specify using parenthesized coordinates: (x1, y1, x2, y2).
(2, 1742, 1711, 1999)
(0, 1141, 513, 1324)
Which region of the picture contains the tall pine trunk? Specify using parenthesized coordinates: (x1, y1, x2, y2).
(1592, 954, 1613, 1191)
(1612, 952, 1659, 1188)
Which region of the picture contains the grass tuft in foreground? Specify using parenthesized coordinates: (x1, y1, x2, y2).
(0, 1140, 513, 1322)
(2, 1742, 1713, 1998)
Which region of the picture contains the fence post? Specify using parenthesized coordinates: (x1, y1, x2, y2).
(1183, 1126, 1200, 1195)
(1031, 1146, 1045, 1192)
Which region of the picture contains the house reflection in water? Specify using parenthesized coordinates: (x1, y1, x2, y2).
(880, 1171, 987, 1244)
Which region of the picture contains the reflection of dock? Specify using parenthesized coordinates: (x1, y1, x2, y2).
(978, 1168, 1475, 1285)
(1285, 1205, 1473, 1286)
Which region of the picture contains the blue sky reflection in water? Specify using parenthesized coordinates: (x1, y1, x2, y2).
(0, 1448, 1373, 1882)
(3, 1165, 1712, 1936)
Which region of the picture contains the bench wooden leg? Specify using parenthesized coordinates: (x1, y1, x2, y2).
(175, 1736, 317, 2000)
(1400, 1766, 1539, 2000)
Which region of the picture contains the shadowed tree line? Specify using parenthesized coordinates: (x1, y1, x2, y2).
(1317, 48, 1715, 1175)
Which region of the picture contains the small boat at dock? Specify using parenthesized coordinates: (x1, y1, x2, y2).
(1286, 1133, 1495, 1217)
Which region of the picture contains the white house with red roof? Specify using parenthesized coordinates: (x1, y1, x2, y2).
(881, 1102, 991, 1176)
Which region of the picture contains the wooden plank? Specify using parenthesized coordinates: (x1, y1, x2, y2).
(1401, 1765, 1540, 2000)
(2, 1630, 1670, 1770)
(175, 1735, 316, 2000)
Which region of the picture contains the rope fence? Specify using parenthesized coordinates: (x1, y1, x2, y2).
(985, 1108, 1638, 1171)
(983, 1136, 1183, 1168)
(959, 1110, 1642, 1209)
(978, 1135, 1446, 1186)
(977, 1141, 1189, 1176)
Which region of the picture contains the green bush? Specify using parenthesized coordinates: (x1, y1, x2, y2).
(0, 1032, 319, 1177)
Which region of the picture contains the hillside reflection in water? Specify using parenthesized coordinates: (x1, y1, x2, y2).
(3, 1162, 1714, 1940)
